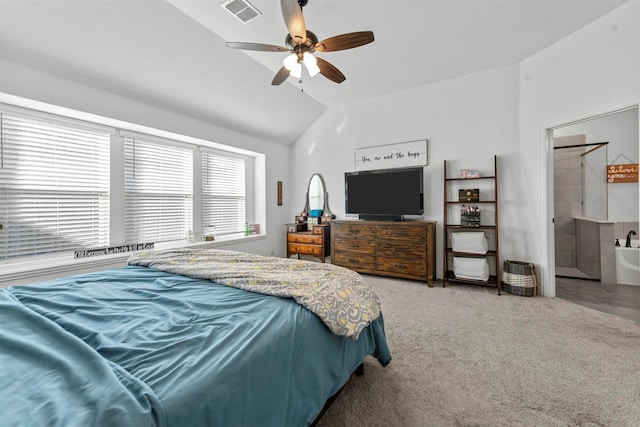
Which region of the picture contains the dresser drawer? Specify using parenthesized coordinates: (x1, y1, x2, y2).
(377, 224, 426, 242)
(288, 243, 322, 256)
(332, 223, 377, 240)
(333, 252, 375, 270)
(377, 241, 427, 260)
(376, 256, 426, 278)
(288, 233, 323, 245)
(333, 238, 376, 254)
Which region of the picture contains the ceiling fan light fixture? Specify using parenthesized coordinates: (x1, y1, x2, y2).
(226, 0, 374, 85)
(283, 53, 302, 78)
(303, 52, 320, 77)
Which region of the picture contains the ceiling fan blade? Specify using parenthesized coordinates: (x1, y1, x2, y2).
(271, 66, 291, 85)
(315, 57, 346, 84)
(226, 42, 289, 52)
(315, 31, 375, 53)
(281, 0, 306, 45)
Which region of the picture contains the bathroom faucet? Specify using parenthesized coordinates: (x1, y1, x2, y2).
(625, 230, 637, 248)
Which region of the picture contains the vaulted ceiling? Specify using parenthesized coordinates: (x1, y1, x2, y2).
(0, 0, 628, 144)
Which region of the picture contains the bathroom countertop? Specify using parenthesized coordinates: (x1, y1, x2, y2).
(573, 217, 615, 224)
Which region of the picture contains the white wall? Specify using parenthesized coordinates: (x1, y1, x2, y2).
(292, 64, 520, 280)
(519, 0, 639, 295)
(0, 56, 293, 264)
(291, 0, 640, 296)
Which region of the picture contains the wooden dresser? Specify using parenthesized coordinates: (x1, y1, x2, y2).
(286, 224, 330, 263)
(331, 220, 436, 286)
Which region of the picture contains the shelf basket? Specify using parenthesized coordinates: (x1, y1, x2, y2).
(501, 260, 537, 297)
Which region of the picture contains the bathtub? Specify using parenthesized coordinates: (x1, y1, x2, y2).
(615, 239, 640, 286)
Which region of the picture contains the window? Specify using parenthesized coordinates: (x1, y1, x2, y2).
(0, 101, 261, 271)
(0, 111, 110, 260)
(201, 151, 247, 235)
(124, 135, 193, 243)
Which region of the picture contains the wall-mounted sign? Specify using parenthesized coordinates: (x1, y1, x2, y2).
(354, 139, 427, 171)
(607, 163, 638, 183)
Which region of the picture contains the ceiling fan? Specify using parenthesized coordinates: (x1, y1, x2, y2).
(226, 0, 374, 85)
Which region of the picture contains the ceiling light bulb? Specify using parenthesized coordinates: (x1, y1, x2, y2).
(283, 53, 302, 78)
(303, 52, 320, 77)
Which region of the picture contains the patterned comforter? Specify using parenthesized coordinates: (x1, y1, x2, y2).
(128, 248, 381, 339)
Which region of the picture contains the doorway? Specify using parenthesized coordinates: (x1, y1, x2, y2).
(548, 106, 639, 313)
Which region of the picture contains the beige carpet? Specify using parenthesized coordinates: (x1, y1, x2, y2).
(317, 275, 640, 427)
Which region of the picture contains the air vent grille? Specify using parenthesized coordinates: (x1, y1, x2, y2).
(221, 0, 261, 24)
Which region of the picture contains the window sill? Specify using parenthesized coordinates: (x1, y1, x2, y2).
(0, 234, 266, 286)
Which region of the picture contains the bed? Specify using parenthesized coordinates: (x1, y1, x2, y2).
(0, 248, 391, 426)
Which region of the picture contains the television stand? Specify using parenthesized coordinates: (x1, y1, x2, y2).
(331, 219, 436, 286)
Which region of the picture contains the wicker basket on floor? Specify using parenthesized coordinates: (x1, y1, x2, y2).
(501, 260, 537, 297)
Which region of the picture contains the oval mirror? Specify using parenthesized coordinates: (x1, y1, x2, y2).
(306, 174, 325, 217)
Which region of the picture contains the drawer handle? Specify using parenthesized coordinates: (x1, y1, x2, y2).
(349, 258, 359, 263)
(395, 264, 407, 269)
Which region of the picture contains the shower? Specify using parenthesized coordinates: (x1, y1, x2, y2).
(552, 107, 639, 283)
(553, 138, 608, 279)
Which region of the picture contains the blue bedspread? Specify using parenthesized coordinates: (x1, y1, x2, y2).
(1, 265, 391, 426)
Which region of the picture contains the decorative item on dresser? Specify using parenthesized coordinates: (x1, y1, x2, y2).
(443, 155, 501, 294)
(286, 173, 335, 263)
(331, 220, 436, 286)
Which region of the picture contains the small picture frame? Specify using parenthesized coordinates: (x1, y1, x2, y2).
(249, 224, 260, 235)
(459, 189, 480, 202)
(277, 181, 283, 206)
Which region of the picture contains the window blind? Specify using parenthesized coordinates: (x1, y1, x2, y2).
(124, 136, 193, 243)
(0, 112, 110, 260)
(202, 151, 246, 235)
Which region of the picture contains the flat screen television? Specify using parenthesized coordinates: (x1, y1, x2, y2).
(344, 167, 424, 221)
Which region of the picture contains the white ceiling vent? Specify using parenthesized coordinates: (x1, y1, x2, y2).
(221, 0, 262, 24)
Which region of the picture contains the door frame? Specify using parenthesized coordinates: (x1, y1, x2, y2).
(541, 99, 639, 297)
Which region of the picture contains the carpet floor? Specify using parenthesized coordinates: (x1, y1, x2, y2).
(317, 275, 640, 427)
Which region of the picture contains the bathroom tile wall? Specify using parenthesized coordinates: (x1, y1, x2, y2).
(554, 143, 585, 268)
(599, 222, 616, 283)
(554, 218, 576, 267)
(576, 219, 601, 279)
(575, 218, 616, 282)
